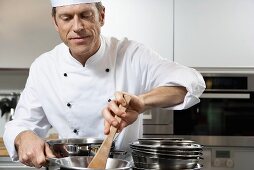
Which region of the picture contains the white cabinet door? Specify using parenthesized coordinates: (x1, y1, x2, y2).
(101, 0, 174, 60)
(174, 0, 254, 68)
(0, 0, 61, 68)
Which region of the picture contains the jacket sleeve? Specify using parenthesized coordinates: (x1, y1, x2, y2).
(3, 62, 51, 161)
(130, 43, 206, 110)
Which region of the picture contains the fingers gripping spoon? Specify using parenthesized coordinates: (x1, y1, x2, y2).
(87, 94, 131, 169)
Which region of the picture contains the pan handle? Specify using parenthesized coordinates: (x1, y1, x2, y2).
(64, 144, 90, 155)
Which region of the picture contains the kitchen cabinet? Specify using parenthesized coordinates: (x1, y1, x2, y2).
(0, 0, 61, 68)
(101, 0, 174, 60)
(174, 0, 254, 68)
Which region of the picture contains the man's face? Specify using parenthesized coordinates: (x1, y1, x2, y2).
(53, 3, 105, 59)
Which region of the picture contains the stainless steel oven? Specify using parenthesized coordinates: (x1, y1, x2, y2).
(172, 73, 254, 170)
(173, 73, 254, 147)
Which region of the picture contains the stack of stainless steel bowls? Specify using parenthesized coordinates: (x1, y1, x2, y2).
(130, 138, 203, 170)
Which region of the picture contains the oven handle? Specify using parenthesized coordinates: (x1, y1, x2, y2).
(201, 93, 251, 99)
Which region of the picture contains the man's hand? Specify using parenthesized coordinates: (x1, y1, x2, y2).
(102, 92, 144, 135)
(102, 86, 187, 135)
(14, 130, 55, 168)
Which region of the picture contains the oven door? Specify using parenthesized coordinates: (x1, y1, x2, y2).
(173, 91, 254, 147)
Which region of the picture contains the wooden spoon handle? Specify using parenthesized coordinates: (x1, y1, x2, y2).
(87, 94, 131, 169)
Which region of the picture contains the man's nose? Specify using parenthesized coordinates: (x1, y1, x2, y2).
(73, 16, 83, 32)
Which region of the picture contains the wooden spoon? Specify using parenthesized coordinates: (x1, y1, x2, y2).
(87, 94, 131, 169)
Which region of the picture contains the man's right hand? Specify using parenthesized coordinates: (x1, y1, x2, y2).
(14, 130, 55, 168)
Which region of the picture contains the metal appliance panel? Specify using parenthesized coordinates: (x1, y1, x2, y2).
(200, 147, 254, 170)
(143, 108, 173, 137)
(143, 124, 173, 135)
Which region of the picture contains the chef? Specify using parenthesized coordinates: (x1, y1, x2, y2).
(3, 0, 206, 168)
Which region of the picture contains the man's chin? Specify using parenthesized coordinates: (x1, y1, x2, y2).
(70, 47, 91, 56)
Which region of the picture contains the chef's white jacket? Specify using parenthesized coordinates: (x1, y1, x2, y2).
(4, 36, 205, 160)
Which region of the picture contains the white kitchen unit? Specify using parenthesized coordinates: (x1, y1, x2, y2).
(101, 0, 174, 60)
(174, 0, 254, 68)
(0, 0, 61, 68)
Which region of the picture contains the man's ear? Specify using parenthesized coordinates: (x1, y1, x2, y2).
(99, 7, 105, 27)
(52, 16, 59, 32)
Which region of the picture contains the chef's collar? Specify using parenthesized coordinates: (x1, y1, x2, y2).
(61, 36, 106, 72)
(85, 36, 106, 66)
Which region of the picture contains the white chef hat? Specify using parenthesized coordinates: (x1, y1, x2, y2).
(51, 0, 101, 7)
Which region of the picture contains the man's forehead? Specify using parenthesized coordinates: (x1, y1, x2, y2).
(50, 0, 101, 7)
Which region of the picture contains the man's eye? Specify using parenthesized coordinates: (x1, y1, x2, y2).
(81, 13, 93, 19)
(62, 17, 70, 21)
(82, 15, 90, 18)
(60, 16, 71, 21)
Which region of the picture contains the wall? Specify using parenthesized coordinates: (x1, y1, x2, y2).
(0, 0, 61, 68)
(0, 0, 173, 67)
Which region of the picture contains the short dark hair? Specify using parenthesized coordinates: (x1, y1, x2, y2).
(51, 2, 104, 16)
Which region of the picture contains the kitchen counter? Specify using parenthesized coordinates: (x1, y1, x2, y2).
(0, 157, 40, 170)
(0, 149, 8, 157)
(0, 138, 8, 157)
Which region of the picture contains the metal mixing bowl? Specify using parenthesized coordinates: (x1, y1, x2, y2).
(48, 156, 132, 170)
